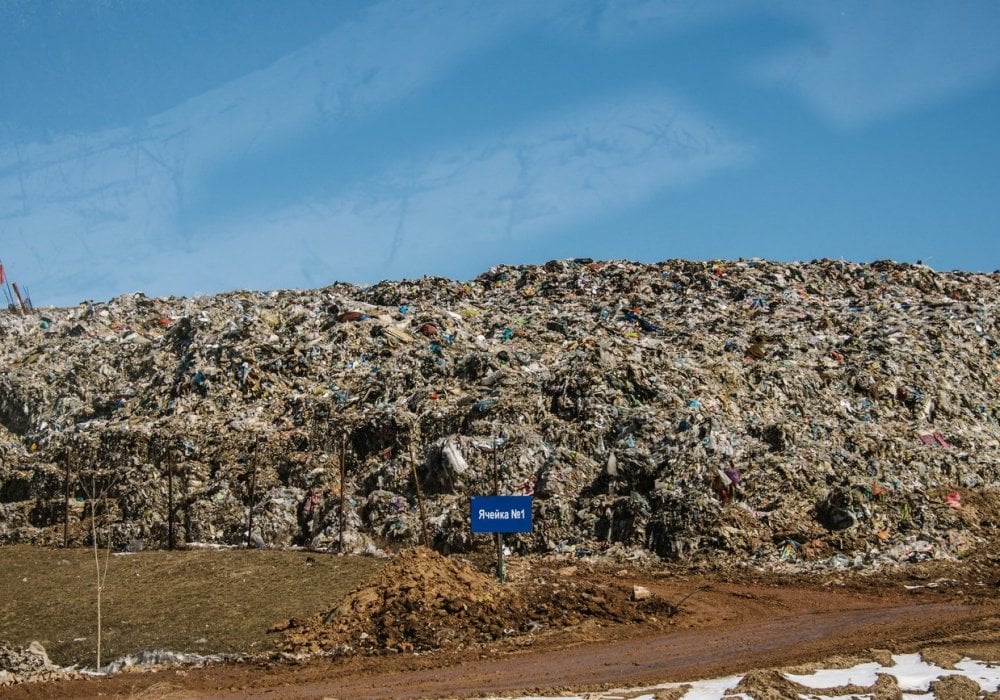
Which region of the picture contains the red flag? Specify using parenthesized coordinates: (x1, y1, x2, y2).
(0, 264, 5, 285)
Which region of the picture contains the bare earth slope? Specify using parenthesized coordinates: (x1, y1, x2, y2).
(2, 548, 997, 698)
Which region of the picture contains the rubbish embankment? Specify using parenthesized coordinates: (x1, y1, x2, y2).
(1, 258, 997, 571)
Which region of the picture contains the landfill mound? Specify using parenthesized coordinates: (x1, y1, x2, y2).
(1, 258, 998, 569)
(273, 546, 670, 654)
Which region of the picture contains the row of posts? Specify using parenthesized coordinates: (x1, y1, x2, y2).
(61, 420, 434, 552)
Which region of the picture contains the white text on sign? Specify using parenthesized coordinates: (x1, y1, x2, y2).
(477, 508, 527, 520)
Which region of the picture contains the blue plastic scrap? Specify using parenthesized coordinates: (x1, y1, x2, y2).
(622, 309, 662, 333)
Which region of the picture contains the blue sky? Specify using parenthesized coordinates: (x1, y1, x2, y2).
(1, 0, 998, 307)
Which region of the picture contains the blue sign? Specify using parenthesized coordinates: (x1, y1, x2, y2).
(471, 496, 533, 533)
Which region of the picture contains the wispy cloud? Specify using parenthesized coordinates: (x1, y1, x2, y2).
(582, 0, 1000, 128)
(582, 0, 750, 42)
(24, 0, 991, 304)
(750, 1, 1000, 128)
(0, 0, 561, 304)
(10, 92, 747, 302)
(0, 0, 755, 305)
(177, 93, 751, 291)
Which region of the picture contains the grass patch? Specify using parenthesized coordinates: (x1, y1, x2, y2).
(0, 545, 384, 667)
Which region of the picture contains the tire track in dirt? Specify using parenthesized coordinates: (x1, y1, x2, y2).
(206, 603, 974, 699)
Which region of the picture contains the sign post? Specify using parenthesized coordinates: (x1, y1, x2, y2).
(471, 495, 532, 582)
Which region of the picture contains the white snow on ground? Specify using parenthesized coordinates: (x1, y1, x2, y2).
(486, 654, 1000, 700)
(956, 657, 1000, 691)
(784, 661, 882, 688)
(788, 654, 1000, 694)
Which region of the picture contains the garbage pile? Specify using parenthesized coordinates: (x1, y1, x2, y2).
(1, 258, 998, 568)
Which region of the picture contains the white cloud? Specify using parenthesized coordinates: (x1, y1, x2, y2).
(751, 0, 1000, 128)
(578, 0, 1000, 128)
(0, 0, 756, 306)
(176, 93, 751, 293)
(0, 0, 561, 305)
(584, 0, 750, 43)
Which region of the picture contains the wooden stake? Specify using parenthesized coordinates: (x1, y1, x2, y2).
(492, 441, 497, 494)
(497, 532, 505, 583)
(492, 437, 505, 583)
(167, 450, 175, 550)
(339, 433, 346, 553)
(246, 438, 258, 548)
(11, 281, 26, 315)
(409, 438, 429, 548)
(63, 454, 71, 547)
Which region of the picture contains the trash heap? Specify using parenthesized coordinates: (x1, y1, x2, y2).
(1, 258, 998, 568)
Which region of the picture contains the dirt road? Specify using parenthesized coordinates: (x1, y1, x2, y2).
(8, 565, 997, 700)
(205, 602, 979, 699)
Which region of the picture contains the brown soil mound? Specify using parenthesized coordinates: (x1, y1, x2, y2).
(931, 674, 983, 700)
(732, 668, 903, 700)
(273, 547, 674, 655)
